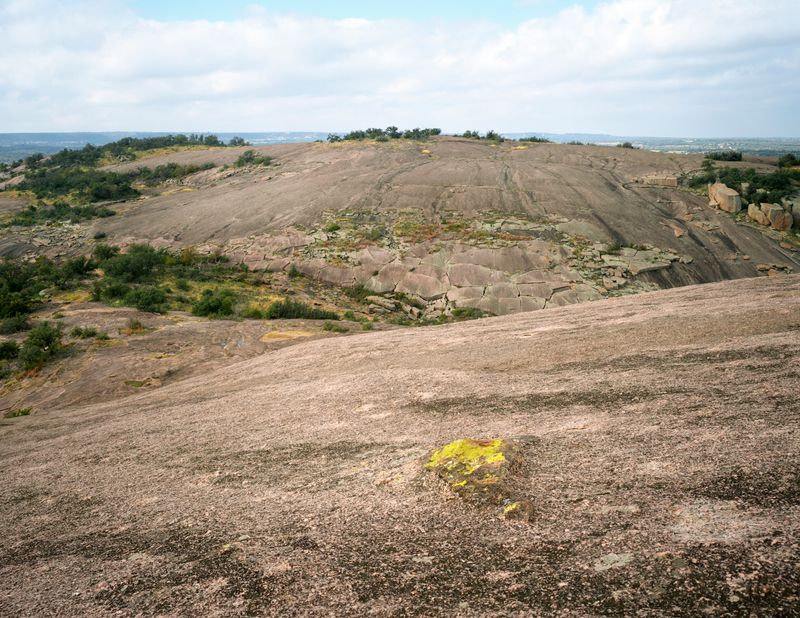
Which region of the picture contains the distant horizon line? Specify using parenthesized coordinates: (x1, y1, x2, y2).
(1, 131, 799, 140)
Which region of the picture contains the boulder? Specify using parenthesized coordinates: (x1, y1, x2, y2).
(708, 183, 742, 213)
(761, 203, 793, 232)
(748, 203, 770, 226)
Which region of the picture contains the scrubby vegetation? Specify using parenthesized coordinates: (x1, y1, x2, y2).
(518, 136, 552, 143)
(7, 201, 115, 226)
(235, 150, 273, 167)
(3, 407, 31, 418)
(322, 321, 349, 333)
(706, 151, 743, 162)
(460, 130, 504, 142)
(192, 288, 236, 318)
(328, 127, 442, 142)
(617, 142, 637, 149)
(0, 135, 247, 222)
(778, 153, 800, 168)
(18, 322, 62, 370)
(688, 161, 800, 204)
(265, 299, 339, 320)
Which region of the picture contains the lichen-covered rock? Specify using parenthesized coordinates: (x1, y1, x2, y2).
(426, 438, 532, 520)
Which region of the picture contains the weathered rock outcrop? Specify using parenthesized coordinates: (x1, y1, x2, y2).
(638, 174, 678, 187)
(748, 203, 794, 232)
(708, 182, 742, 213)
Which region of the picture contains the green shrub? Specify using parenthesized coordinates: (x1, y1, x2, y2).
(4, 407, 31, 418)
(192, 288, 236, 317)
(325, 223, 341, 233)
(175, 278, 190, 291)
(101, 244, 165, 282)
(362, 321, 374, 331)
(322, 321, 349, 333)
(287, 264, 302, 279)
(265, 299, 338, 320)
(343, 310, 357, 321)
(706, 151, 743, 162)
(235, 150, 273, 167)
(19, 322, 62, 370)
(0, 315, 30, 334)
(617, 142, 636, 149)
(92, 279, 131, 301)
(125, 286, 167, 313)
(93, 231, 108, 240)
(70, 326, 98, 339)
(93, 243, 119, 261)
(0, 340, 19, 360)
(240, 306, 266, 319)
(451, 307, 486, 320)
(344, 285, 371, 302)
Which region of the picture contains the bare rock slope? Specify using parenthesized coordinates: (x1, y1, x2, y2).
(97, 139, 799, 316)
(1, 274, 799, 616)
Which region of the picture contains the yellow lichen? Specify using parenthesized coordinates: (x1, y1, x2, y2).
(426, 438, 506, 476)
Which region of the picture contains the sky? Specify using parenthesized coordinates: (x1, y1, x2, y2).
(1, 0, 798, 136)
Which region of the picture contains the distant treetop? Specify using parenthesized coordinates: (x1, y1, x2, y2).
(327, 127, 442, 142)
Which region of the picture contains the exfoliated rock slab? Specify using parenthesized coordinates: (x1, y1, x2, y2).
(517, 283, 554, 299)
(446, 286, 485, 303)
(451, 245, 551, 273)
(549, 284, 602, 307)
(483, 283, 520, 299)
(396, 272, 449, 300)
(447, 263, 504, 287)
(639, 175, 679, 188)
(265, 258, 291, 272)
(294, 259, 327, 279)
(318, 266, 356, 286)
(367, 262, 408, 293)
(357, 247, 395, 269)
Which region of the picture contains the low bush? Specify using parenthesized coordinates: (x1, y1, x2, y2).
(240, 306, 267, 319)
(18, 321, 62, 370)
(265, 299, 338, 320)
(451, 307, 486, 320)
(192, 288, 236, 317)
(125, 286, 167, 313)
(706, 151, 743, 162)
(0, 315, 30, 334)
(235, 150, 273, 167)
(344, 285, 371, 302)
(0, 340, 19, 360)
(101, 244, 165, 282)
(70, 326, 98, 339)
(322, 321, 349, 333)
(4, 407, 31, 418)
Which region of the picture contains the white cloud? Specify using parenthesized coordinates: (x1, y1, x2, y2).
(0, 0, 798, 135)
